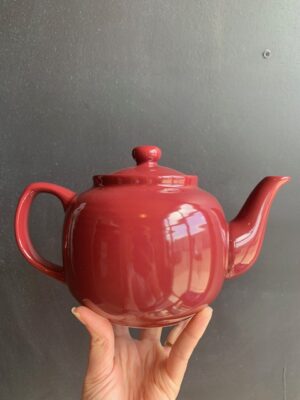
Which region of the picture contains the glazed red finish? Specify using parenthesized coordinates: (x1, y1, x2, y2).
(14, 145, 290, 327)
(227, 176, 290, 278)
(15, 183, 75, 282)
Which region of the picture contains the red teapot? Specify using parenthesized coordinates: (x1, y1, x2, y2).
(15, 145, 290, 327)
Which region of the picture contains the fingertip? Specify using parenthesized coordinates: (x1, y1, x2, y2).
(199, 306, 213, 325)
(76, 305, 111, 325)
(71, 306, 85, 325)
(198, 306, 213, 319)
(72, 305, 114, 339)
(188, 306, 213, 333)
(205, 306, 213, 316)
(71, 306, 78, 316)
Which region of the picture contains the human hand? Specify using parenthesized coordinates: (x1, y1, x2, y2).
(72, 306, 213, 400)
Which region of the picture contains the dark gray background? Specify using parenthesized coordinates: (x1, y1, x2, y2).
(1, 1, 300, 399)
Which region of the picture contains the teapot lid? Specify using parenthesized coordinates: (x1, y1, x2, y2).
(93, 145, 198, 187)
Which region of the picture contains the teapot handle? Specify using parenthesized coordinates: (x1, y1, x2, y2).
(15, 182, 76, 283)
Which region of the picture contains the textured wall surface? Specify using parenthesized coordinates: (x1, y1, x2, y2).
(1, 1, 300, 399)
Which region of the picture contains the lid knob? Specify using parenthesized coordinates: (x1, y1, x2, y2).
(132, 145, 162, 165)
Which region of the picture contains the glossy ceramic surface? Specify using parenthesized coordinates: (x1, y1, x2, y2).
(15, 145, 290, 327)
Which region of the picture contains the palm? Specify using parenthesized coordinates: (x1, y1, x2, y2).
(72, 306, 212, 400)
(106, 335, 178, 400)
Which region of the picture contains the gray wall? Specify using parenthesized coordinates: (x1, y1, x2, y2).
(1, 1, 300, 399)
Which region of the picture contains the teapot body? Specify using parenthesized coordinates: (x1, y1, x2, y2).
(63, 184, 228, 327)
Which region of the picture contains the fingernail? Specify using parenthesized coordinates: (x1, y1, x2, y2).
(207, 307, 213, 318)
(201, 306, 213, 316)
(71, 307, 85, 324)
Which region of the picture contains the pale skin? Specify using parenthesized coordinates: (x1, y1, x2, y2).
(72, 306, 213, 400)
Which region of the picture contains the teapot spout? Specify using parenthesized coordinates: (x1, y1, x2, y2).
(226, 176, 290, 279)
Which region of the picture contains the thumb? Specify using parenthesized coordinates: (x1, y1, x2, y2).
(72, 306, 115, 381)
